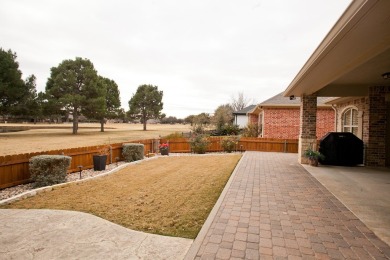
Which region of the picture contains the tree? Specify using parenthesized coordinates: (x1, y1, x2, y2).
(12, 74, 41, 121)
(159, 113, 166, 121)
(0, 48, 29, 120)
(184, 115, 195, 125)
(46, 57, 99, 134)
(191, 113, 211, 133)
(194, 113, 210, 126)
(83, 76, 121, 132)
(101, 77, 121, 129)
(23, 75, 40, 121)
(39, 91, 65, 123)
(231, 92, 250, 112)
(212, 104, 234, 130)
(117, 108, 127, 122)
(128, 84, 163, 131)
(161, 116, 179, 124)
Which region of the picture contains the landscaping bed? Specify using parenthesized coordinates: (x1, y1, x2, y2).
(0, 161, 126, 200)
(0, 154, 241, 239)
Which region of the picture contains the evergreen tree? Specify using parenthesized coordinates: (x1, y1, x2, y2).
(83, 76, 121, 132)
(128, 84, 163, 131)
(46, 57, 99, 134)
(0, 48, 30, 120)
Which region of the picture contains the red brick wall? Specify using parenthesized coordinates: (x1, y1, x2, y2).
(262, 108, 300, 139)
(317, 108, 336, 139)
(248, 114, 258, 124)
(367, 86, 389, 167)
(262, 107, 334, 139)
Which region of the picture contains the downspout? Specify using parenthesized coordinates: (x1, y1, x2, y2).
(331, 104, 338, 131)
(259, 106, 263, 137)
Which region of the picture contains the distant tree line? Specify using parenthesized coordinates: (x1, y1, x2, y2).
(1, 47, 255, 135)
(0, 48, 165, 133)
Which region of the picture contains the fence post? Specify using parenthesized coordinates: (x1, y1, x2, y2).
(284, 140, 287, 153)
(109, 145, 113, 164)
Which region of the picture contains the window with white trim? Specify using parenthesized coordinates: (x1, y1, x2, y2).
(342, 108, 358, 135)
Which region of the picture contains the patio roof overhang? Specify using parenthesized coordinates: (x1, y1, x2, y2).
(284, 0, 390, 98)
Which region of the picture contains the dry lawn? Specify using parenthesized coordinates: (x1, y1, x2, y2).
(0, 155, 241, 239)
(0, 123, 190, 156)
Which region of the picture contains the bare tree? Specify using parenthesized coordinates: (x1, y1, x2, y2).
(231, 92, 250, 111)
(212, 104, 234, 127)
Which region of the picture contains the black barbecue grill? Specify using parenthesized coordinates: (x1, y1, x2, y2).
(319, 132, 364, 166)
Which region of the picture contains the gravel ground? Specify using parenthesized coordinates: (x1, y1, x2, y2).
(0, 161, 126, 201)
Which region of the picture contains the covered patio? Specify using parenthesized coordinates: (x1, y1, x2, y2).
(303, 164, 390, 247)
(283, 0, 390, 167)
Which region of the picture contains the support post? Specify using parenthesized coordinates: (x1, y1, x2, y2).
(298, 94, 317, 164)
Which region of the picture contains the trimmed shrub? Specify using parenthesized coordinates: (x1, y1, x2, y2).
(122, 143, 144, 162)
(29, 155, 71, 188)
(221, 136, 239, 153)
(189, 134, 210, 154)
(241, 123, 259, 137)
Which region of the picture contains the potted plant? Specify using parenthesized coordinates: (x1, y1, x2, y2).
(159, 142, 169, 155)
(303, 148, 325, 166)
(93, 146, 110, 171)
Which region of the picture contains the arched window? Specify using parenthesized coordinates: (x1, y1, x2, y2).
(342, 108, 358, 135)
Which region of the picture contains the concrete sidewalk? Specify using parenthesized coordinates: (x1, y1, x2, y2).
(0, 209, 192, 259)
(186, 151, 390, 259)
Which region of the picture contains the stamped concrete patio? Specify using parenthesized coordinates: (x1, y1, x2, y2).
(185, 151, 390, 259)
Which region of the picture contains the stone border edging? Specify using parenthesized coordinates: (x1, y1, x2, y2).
(183, 151, 246, 260)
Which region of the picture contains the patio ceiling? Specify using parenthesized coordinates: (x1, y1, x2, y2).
(284, 0, 390, 98)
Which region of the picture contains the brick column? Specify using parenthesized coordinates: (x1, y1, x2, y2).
(299, 94, 317, 164)
(366, 86, 389, 167)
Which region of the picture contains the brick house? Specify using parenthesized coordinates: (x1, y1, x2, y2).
(232, 105, 256, 128)
(249, 92, 335, 139)
(284, 0, 390, 167)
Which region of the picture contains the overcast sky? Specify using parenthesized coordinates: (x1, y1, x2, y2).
(1, 0, 351, 118)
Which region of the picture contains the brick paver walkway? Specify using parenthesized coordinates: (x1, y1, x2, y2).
(190, 152, 390, 259)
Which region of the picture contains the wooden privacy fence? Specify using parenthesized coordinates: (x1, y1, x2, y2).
(0, 139, 157, 189)
(0, 137, 298, 190)
(161, 137, 298, 154)
(239, 138, 298, 153)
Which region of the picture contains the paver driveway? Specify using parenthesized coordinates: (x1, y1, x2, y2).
(186, 151, 390, 259)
